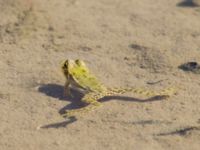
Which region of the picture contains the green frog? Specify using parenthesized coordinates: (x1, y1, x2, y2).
(61, 59, 178, 117)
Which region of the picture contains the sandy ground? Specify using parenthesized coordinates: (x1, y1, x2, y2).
(1, 0, 200, 149)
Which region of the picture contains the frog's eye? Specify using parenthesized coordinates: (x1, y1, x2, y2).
(75, 59, 86, 67)
(61, 60, 68, 69)
(75, 59, 81, 65)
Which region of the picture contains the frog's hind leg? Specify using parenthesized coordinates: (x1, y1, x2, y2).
(108, 87, 178, 98)
(62, 92, 104, 118)
(107, 87, 156, 97)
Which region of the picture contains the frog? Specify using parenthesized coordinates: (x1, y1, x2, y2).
(61, 59, 178, 118)
(62, 59, 107, 97)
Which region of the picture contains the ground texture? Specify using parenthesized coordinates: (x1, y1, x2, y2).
(1, 0, 200, 149)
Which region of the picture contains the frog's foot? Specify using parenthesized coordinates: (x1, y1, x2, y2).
(64, 88, 70, 97)
(158, 87, 178, 96)
(63, 88, 75, 99)
(62, 102, 102, 118)
(137, 87, 178, 97)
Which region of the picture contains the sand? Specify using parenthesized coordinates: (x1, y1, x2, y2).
(1, 0, 200, 149)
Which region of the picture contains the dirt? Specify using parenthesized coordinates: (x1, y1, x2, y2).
(1, 0, 200, 149)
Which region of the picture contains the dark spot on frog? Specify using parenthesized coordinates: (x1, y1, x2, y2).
(72, 72, 76, 76)
(82, 74, 87, 78)
(80, 69, 86, 73)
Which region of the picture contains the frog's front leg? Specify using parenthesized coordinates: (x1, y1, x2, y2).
(62, 92, 103, 118)
(64, 80, 71, 97)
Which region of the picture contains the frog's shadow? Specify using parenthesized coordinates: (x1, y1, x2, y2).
(38, 83, 166, 115)
(38, 84, 167, 128)
(38, 83, 85, 114)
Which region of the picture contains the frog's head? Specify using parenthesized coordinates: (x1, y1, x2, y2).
(61, 59, 87, 76)
(62, 59, 85, 68)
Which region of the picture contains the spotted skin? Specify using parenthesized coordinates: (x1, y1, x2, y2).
(61, 59, 178, 117)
